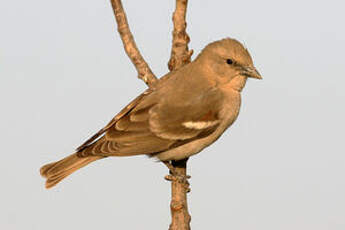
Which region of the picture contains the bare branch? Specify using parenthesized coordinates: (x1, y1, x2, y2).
(165, 1, 193, 229)
(168, 0, 193, 71)
(111, 1, 193, 229)
(110, 0, 157, 87)
(166, 159, 191, 230)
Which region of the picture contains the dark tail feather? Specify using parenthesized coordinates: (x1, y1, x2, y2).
(40, 153, 103, 189)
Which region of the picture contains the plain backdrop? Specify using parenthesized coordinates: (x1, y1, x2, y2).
(1, 0, 344, 229)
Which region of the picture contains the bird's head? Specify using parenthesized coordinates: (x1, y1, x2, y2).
(196, 38, 262, 90)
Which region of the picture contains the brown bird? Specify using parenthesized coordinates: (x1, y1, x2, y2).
(40, 38, 262, 188)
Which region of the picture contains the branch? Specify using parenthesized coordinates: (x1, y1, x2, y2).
(165, 159, 191, 230)
(168, 0, 193, 71)
(110, 0, 157, 87)
(166, 1, 192, 230)
(111, 1, 192, 229)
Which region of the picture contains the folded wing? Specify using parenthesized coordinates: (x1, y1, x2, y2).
(77, 87, 223, 158)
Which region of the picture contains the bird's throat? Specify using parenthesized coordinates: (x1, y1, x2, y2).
(229, 75, 247, 92)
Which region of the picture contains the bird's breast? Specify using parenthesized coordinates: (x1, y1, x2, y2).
(218, 90, 242, 131)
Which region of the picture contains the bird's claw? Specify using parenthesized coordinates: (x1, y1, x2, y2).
(163, 160, 191, 192)
(164, 174, 191, 192)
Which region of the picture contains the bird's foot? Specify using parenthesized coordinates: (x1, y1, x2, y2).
(163, 161, 191, 192)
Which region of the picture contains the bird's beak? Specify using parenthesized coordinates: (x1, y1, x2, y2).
(242, 66, 262, 80)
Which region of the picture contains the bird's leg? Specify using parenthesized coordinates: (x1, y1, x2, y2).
(163, 161, 177, 175)
(163, 159, 191, 192)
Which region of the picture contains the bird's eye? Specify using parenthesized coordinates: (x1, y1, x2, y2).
(226, 59, 233, 65)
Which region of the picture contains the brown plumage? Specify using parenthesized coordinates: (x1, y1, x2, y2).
(40, 38, 262, 188)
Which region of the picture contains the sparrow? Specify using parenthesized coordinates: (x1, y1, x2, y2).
(40, 38, 262, 188)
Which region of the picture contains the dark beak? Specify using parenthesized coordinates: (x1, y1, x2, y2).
(241, 66, 262, 80)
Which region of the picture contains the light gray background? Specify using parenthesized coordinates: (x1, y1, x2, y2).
(1, 0, 344, 229)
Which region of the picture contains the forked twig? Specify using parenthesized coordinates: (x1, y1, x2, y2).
(110, 1, 192, 229)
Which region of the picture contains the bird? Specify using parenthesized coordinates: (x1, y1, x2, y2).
(40, 38, 262, 189)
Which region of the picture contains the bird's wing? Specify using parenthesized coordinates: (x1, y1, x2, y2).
(148, 87, 223, 140)
(77, 87, 223, 158)
(76, 89, 151, 152)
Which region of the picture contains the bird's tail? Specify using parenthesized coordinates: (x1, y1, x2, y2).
(40, 153, 103, 189)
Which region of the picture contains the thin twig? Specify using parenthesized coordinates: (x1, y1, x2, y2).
(111, 0, 192, 228)
(168, 0, 193, 71)
(167, 1, 192, 229)
(167, 159, 191, 230)
(110, 0, 157, 87)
